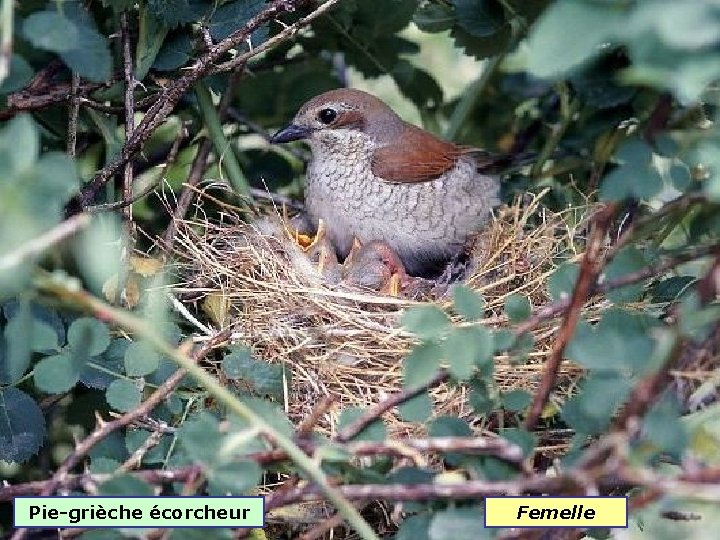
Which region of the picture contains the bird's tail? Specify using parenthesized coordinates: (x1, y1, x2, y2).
(468, 149, 568, 175)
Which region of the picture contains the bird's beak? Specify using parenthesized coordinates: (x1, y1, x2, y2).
(270, 124, 311, 144)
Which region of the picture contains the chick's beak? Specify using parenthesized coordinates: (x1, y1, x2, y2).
(270, 123, 311, 144)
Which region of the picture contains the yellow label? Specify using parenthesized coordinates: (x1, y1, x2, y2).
(485, 496, 627, 528)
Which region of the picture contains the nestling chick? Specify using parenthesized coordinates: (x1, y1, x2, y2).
(271, 88, 501, 275)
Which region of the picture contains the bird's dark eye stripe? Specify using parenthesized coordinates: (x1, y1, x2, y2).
(318, 108, 337, 124)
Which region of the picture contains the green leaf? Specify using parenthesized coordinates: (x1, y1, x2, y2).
(452, 285, 486, 321)
(2, 300, 32, 383)
(562, 373, 633, 436)
(403, 341, 443, 387)
(669, 163, 692, 192)
(444, 326, 493, 380)
(451, 23, 511, 60)
(492, 329, 515, 352)
(428, 416, 472, 438)
(33, 354, 81, 394)
(209, 0, 268, 43)
(0, 55, 34, 95)
(604, 246, 648, 303)
(504, 294, 531, 323)
(222, 347, 253, 378)
(600, 138, 663, 201)
(0, 114, 38, 174)
(641, 394, 687, 458)
(207, 460, 262, 495)
(68, 318, 111, 357)
(23, 12, 80, 53)
(650, 276, 694, 303)
(89, 457, 121, 475)
(100, 0, 136, 12)
(526, 1, 624, 78)
(237, 397, 294, 439)
(147, 0, 198, 28)
(99, 474, 154, 496)
(414, 3, 455, 33)
(124, 341, 161, 377)
(153, 33, 192, 71)
(337, 407, 386, 442)
(169, 530, 233, 540)
(80, 338, 127, 389)
(396, 513, 432, 540)
(402, 305, 451, 339)
(105, 379, 142, 412)
(429, 507, 488, 540)
(88, 431, 129, 462)
(453, 0, 506, 38)
(566, 308, 657, 373)
(222, 348, 284, 401)
(392, 60, 444, 112)
(0, 387, 46, 463)
(469, 379, 496, 415)
(178, 411, 222, 464)
(135, 9, 169, 80)
(501, 427, 536, 458)
(23, 7, 112, 82)
(547, 262, 579, 301)
(398, 392, 433, 422)
(501, 390, 531, 412)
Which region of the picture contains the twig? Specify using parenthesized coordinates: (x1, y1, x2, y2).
(161, 70, 242, 248)
(66, 73, 80, 157)
(162, 139, 214, 248)
(335, 369, 449, 443)
(85, 123, 188, 213)
(1, 467, 203, 499)
(212, 0, 343, 74)
(524, 204, 617, 430)
(0, 213, 92, 272)
(299, 504, 367, 540)
(298, 395, 336, 437)
(116, 11, 137, 307)
(120, 11, 136, 225)
(0, 435, 527, 502)
(120, 431, 163, 471)
(1, 74, 114, 121)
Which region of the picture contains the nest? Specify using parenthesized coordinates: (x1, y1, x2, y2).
(171, 188, 594, 439)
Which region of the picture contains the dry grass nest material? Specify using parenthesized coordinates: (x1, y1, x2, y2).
(172, 188, 597, 438)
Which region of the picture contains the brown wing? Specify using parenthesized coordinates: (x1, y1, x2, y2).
(371, 123, 461, 183)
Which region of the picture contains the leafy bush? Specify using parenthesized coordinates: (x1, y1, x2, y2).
(1, 1, 720, 539)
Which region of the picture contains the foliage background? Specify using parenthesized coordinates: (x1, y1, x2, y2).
(1, 0, 720, 539)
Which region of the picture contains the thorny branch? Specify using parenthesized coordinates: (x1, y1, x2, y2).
(78, 0, 338, 208)
(524, 203, 618, 430)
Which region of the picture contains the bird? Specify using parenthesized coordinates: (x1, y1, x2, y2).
(343, 240, 409, 294)
(270, 88, 502, 276)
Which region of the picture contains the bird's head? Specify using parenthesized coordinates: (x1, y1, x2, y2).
(270, 88, 403, 153)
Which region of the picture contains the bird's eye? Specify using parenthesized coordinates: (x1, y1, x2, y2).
(318, 108, 337, 125)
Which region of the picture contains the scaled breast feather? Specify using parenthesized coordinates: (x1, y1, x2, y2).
(370, 123, 461, 183)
